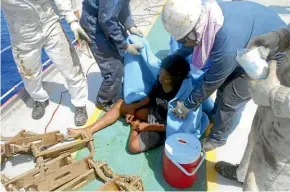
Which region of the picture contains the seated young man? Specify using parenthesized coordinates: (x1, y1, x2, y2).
(67, 55, 190, 153)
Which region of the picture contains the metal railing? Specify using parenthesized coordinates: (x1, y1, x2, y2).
(0, 45, 11, 54)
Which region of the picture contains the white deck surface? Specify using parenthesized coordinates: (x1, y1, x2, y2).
(1, 0, 290, 191)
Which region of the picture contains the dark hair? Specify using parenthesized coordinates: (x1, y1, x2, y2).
(160, 54, 190, 89)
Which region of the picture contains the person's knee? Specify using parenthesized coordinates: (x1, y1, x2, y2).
(128, 139, 142, 154)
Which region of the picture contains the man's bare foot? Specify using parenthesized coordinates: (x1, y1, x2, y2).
(67, 127, 92, 136)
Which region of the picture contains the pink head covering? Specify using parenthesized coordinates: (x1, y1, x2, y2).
(191, 2, 224, 69)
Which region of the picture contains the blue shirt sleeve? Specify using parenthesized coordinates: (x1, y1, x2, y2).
(184, 51, 239, 109)
(98, 0, 128, 50)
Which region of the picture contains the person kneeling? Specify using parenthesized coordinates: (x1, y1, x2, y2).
(67, 55, 190, 153)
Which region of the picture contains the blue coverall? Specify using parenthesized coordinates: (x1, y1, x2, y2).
(177, 1, 286, 142)
(80, 0, 135, 105)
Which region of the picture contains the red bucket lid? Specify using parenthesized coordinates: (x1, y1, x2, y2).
(165, 133, 201, 164)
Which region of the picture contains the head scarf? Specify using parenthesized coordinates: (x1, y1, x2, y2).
(191, 2, 224, 69)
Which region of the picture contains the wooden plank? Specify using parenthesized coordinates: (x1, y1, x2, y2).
(4, 153, 72, 189)
(36, 158, 91, 191)
(56, 169, 96, 191)
(3, 155, 93, 191)
(33, 139, 90, 159)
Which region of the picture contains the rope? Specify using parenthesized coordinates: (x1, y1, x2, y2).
(43, 55, 96, 133)
(131, 0, 164, 27)
(43, 90, 69, 133)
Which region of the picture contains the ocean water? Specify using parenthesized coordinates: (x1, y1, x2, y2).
(1, 11, 75, 104)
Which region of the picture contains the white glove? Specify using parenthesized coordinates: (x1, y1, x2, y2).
(70, 22, 91, 43)
(171, 100, 190, 119)
(129, 27, 143, 37)
(126, 44, 144, 55)
(250, 60, 280, 106)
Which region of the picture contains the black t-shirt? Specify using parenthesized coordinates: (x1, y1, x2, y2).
(148, 81, 178, 124)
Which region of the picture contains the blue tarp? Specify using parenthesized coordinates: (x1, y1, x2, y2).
(123, 35, 160, 104)
(123, 35, 213, 138)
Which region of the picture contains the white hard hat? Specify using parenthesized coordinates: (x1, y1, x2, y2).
(162, 0, 202, 40)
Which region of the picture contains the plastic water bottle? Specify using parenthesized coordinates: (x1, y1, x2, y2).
(236, 47, 269, 80)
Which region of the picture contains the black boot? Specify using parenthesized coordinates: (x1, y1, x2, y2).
(95, 101, 114, 112)
(201, 137, 226, 152)
(32, 100, 49, 120)
(215, 161, 241, 182)
(75, 106, 88, 126)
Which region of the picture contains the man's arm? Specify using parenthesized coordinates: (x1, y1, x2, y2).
(98, 0, 128, 51)
(71, 0, 82, 19)
(54, 0, 91, 42)
(271, 24, 290, 118)
(138, 122, 165, 132)
(270, 86, 290, 118)
(247, 24, 290, 118)
(184, 51, 237, 109)
(54, 0, 78, 24)
(131, 83, 157, 109)
(129, 83, 156, 110)
(131, 97, 150, 109)
(274, 24, 290, 51)
(250, 59, 290, 119)
(247, 24, 290, 52)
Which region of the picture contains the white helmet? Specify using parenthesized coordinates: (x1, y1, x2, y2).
(162, 0, 202, 41)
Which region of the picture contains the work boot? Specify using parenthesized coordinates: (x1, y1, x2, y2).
(32, 100, 49, 120)
(215, 161, 241, 182)
(202, 137, 226, 151)
(75, 106, 88, 126)
(95, 101, 114, 112)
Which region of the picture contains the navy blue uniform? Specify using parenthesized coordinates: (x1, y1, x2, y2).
(177, 1, 286, 141)
(80, 0, 135, 104)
